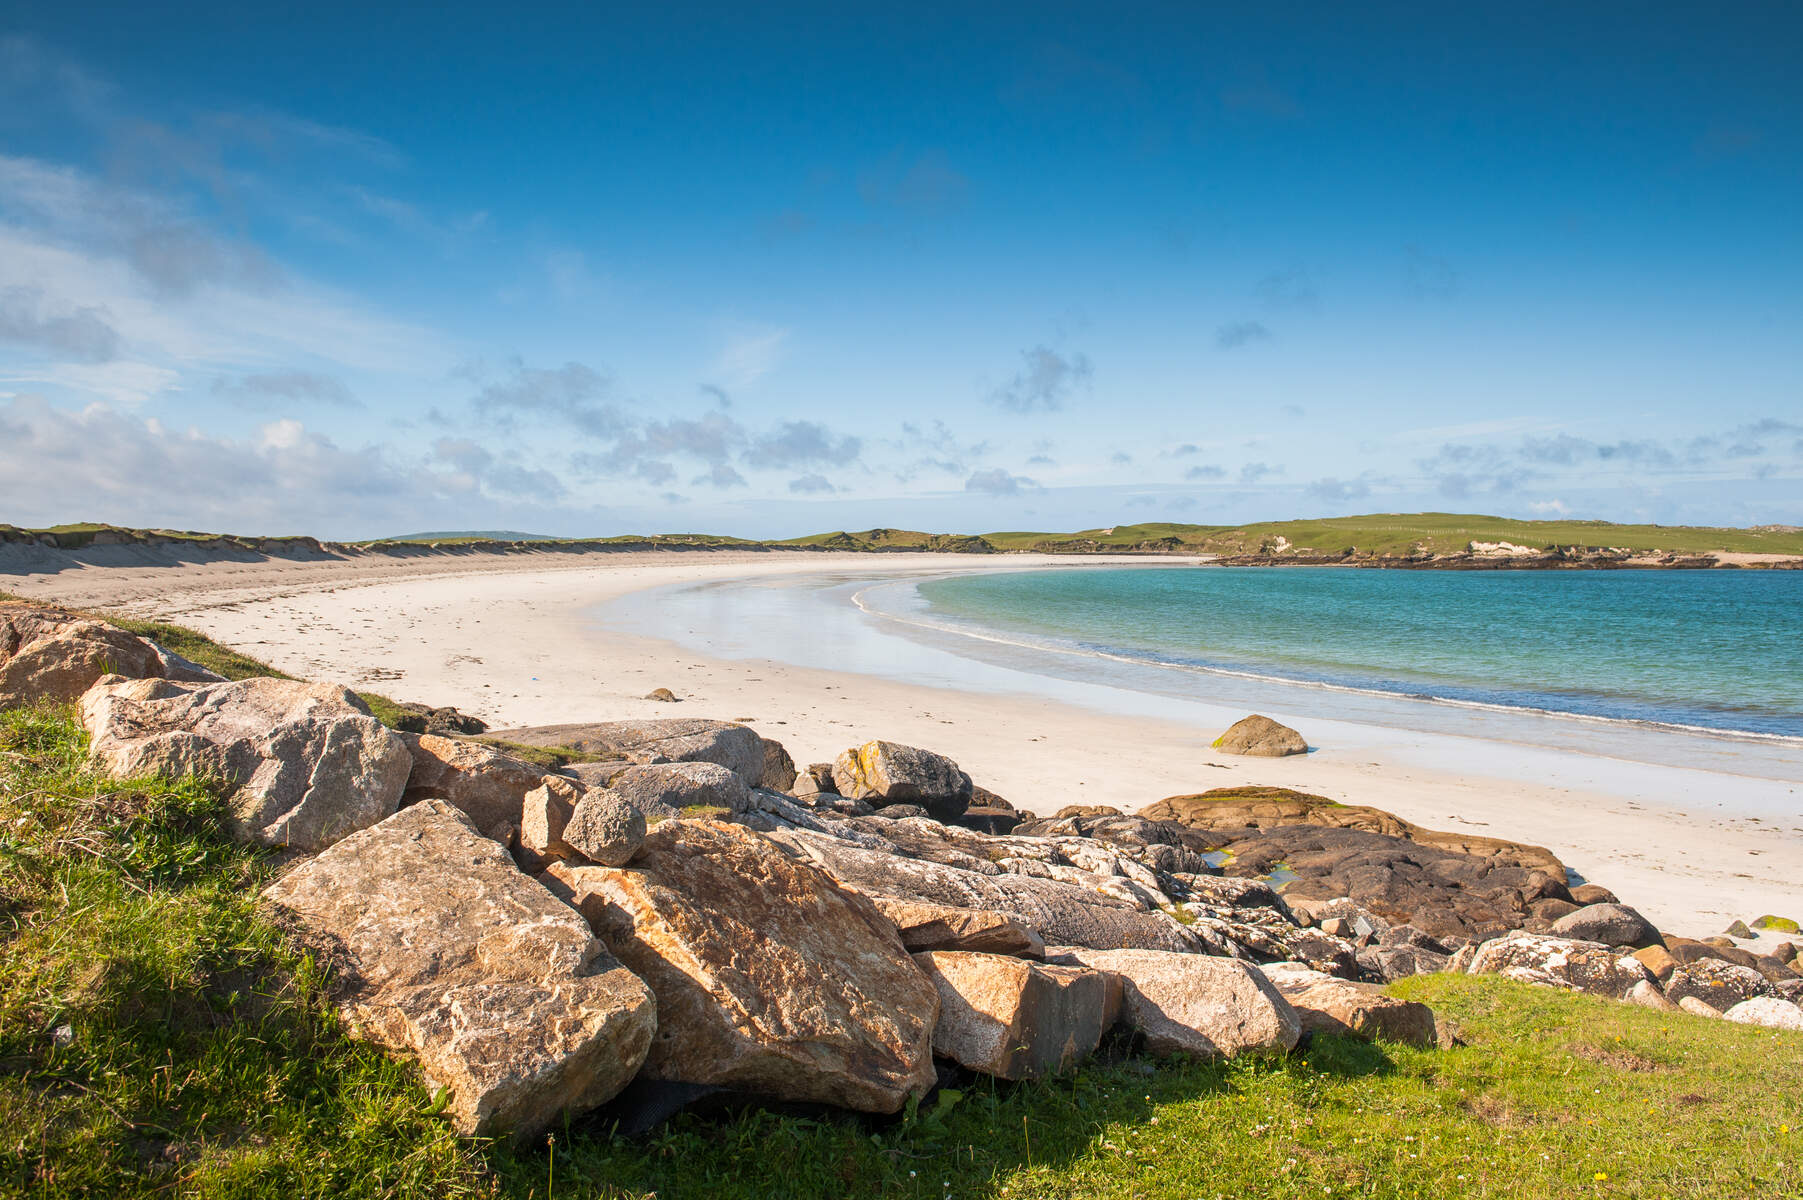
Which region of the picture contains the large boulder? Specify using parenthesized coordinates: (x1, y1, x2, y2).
(758, 736, 798, 791)
(832, 740, 973, 822)
(873, 898, 1045, 958)
(1663, 959, 1774, 1014)
(564, 788, 646, 866)
(604, 761, 751, 820)
(487, 719, 765, 784)
(1467, 932, 1655, 1000)
(399, 733, 552, 831)
(1258, 963, 1439, 1047)
(914, 951, 1109, 1080)
(1550, 903, 1661, 949)
(1723, 996, 1803, 1031)
(1046, 948, 1301, 1059)
(261, 800, 655, 1142)
(81, 675, 410, 851)
(541, 820, 937, 1112)
(1211, 714, 1307, 757)
(1, 605, 220, 709)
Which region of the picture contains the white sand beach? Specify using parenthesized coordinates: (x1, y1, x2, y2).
(8, 547, 1801, 945)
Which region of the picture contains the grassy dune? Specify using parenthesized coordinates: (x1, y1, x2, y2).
(2, 615, 1800, 1197)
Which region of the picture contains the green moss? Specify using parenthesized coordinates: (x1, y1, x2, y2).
(1752, 915, 1800, 934)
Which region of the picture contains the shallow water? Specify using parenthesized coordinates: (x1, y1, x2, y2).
(914, 567, 1803, 739)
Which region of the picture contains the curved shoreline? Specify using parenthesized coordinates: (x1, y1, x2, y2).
(7, 548, 1802, 944)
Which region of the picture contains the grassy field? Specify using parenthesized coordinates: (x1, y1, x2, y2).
(2, 612, 1801, 1197)
(12, 513, 1802, 559)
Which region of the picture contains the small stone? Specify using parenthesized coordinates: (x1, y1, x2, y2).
(645, 688, 678, 702)
(1724, 920, 1755, 939)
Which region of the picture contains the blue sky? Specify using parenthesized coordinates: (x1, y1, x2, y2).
(1, 3, 1799, 538)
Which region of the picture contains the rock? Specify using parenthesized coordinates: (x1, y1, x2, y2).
(798, 763, 838, 795)
(559, 760, 631, 790)
(1211, 714, 1307, 757)
(645, 688, 678, 702)
(955, 807, 1023, 836)
(1258, 963, 1439, 1047)
(1467, 932, 1654, 1000)
(832, 740, 973, 822)
(518, 777, 581, 872)
(1725, 920, 1755, 939)
(1531, 898, 1581, 923)
(1046, 948, 1300, 1059)
(871, 898, 1045, 958)
(1632, 944, 1678, 981)
(757, 736, 798, 791)
(1774, 942, 1799, 966)
(564, 789, 646, 866)
(490, 719, 765, 784)
(1356, 944, 1450, 983)
(1754, 955, 1799, 984)
(1568, 883, 1620, 906)
(541, 820, 937, 1112)
(1723, 996, 1803, 1031)
(1753, 915, 1802, 935)
(1282, 928, 1360, 978)
(873, 803, 932, 821)
(81, 675, 410, 851)
(914, 951, 1109, 1080)
(388, 702, 488, 735)
(1140, 787, 1567, 875)
(1678, 997, 1721, 1019)
(400, 733, 552, 831)
(261, 800, 655, 1142)
(1, 606, 173, 708)
(1551, 903, 1661, 949)
(1446, 943, 1478, 974)
(1663, 959, 1774, 1013)
(604, 761, 752, 820)
(1669, 937, 1762, 971)
(770, 826, 1207, 954)
(1626, 980, 1677, 1011)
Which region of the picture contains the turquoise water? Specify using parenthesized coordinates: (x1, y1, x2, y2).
(913, 568, 1803, 739)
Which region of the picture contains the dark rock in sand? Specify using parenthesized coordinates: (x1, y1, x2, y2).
(645, 688, 678, 702)
(390, 702, 488, 735)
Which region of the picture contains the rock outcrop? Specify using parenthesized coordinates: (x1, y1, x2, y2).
(832, 740, 973, 822)
(488, 719, 765, 784)
(914, 951, 1109, 1079)
(1046, 948, 1301, 1059)
(872, 898, 1045, 958)
(262, 800, 656, 1141)
(81, 675, 411, 851)
(1467, 932, 1654, 1000)
(1211, 714, 1307, 757)
(542, 820, 938, 1112)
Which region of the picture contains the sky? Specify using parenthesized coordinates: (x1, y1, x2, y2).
(1, 2, 1799, 539)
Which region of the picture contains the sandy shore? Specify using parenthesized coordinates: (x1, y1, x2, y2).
(9, 547, 1802, 945)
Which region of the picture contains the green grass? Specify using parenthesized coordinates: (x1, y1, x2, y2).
(0, 705, 487, 1198)
(107, 618, 295, 684)
(4, 703, 1801, 1198)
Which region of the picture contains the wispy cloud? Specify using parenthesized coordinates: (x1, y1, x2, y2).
(965, 467, 1038, 495)
(990, 344, 1093, 413)
(212, 369, 357, 409)
(1215, 321, 1270, 350)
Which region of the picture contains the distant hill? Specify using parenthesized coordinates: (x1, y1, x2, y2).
(373, 530, 562, 543)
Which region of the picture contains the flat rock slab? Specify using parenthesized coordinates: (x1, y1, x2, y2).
(914, 951, 1109, 1080)
(1258, 962, 1439, 1047)
(81, 675, 411, 851)
(542, 819, 937, 1113)
(1047, 948, 1301, 1059)
(873, 898, 1045, 958)
(262, 800, 655, 1141)
(604, 761, 751, 820)
(489, 719, 765, 783)
(1467, 932, 1655, 1000)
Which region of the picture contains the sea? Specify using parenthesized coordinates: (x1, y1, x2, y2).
(603, 563, 1803, 780)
